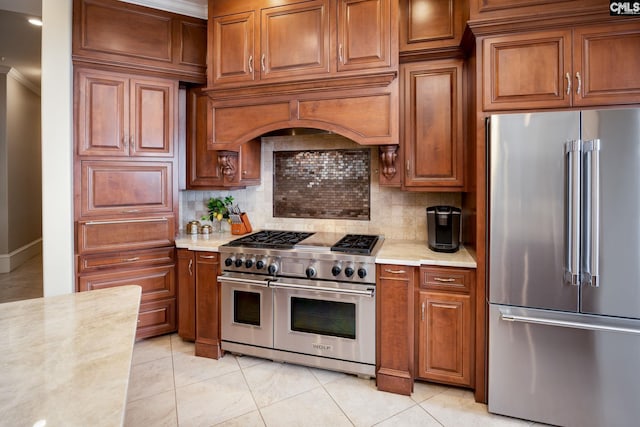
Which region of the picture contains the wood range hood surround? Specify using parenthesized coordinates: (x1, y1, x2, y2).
(204, 73, 399, 149)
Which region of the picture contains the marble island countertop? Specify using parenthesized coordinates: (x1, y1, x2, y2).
(175, 232, 477, 268)
(0, 285, 141, 427)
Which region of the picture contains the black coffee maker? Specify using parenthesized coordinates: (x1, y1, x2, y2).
(426, 206, 461, 252)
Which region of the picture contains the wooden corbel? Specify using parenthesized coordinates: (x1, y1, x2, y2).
(217, 150, 239, 182)
(379, 144, 399, 180)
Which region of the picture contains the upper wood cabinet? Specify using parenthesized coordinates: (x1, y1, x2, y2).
(186, 88, 261, 188)
(402, 59, 464, 190)
(400, 0, 468, 53)
(75, 68, 177, 157)
(73, 0, 207, 83)
(210, 0, 330, 86)
(208, 0, 397, 89)
(469, 0, 601, 23)
(482, 22, 640, 111)
(337, 0, 392, 71)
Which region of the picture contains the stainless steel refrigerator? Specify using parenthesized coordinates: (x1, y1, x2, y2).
(488, 109, 640, 427)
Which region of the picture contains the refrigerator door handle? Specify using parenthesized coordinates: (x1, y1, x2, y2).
(565, 140, 582, 286)
(583, 139, 601, 287)
(500, 312, 640, 335)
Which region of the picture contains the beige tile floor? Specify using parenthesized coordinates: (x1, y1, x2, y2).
(0, 257, 543, 427)
(0, 254, 43, 303)
(126, 334, 541, 427)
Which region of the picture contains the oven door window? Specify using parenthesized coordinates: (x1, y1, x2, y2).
(290, 297, 356, 339)
(234, 290, 261, 326)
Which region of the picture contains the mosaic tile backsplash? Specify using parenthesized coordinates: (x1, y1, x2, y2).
(273, 149, 370, 220)
(179, 133, 461, 241)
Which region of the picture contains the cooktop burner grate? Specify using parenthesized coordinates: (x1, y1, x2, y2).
(224, 230, 315, 249)
(331, 234, 380, 255)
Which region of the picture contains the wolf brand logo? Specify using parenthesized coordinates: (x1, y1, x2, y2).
(312, 343, 333, 351)
(610, 1, 640, 15)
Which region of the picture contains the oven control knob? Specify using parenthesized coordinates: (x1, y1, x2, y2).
(331, 265, 342, 276)
(305, 266, 316, 279)
(235, 257, 244, 268)
(256, 259, 266, 270)
(245, 258, 254, 268)
(268, 262, 279, 275)
(345, 266, 355, 278)
(357, 267, 367, 279)
(224, 257, 234, 267)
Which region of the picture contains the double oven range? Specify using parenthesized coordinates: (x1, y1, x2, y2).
(217, 230, 383, 377)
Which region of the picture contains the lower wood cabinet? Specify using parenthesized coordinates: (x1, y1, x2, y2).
(175, 249, 222, 358)
(416, 266, 474, 387)
(77, 246, 177, 339)
(176, 249, 196, 341)
(376, 264, 415, 395)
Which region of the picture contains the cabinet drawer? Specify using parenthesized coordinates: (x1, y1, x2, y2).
(78, 247, 175, 273)
(420, 266, 473, 293)
(137, 298, 177, 339)
(378, 264, 412, 280)
(80, 160, 173, 217)
(78, 264, 176, 301)
(76, 215, 174, 254)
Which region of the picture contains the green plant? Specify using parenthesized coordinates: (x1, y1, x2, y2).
(202, 195, 234, 222)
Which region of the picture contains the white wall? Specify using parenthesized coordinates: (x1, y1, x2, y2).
(41, 0, 74, 296)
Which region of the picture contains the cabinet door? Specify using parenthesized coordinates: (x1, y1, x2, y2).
(78, 264, 176, 302)
(400, 0, 467, 53)
(177, 249, 196, 341)
(417, 291, 472, 386)
(402, 60, 464, 190)
(376, 264, 414, 395)
(573, 22, 640, 107)
(195, 252, 222, 358)
(260, 0, 330, 81)
(337, 0, 391, 71)
(210, 11, 256, 86)
(130, 77, 176, 156)
(80, 160, 173, 217)
(238, 139, 262, 185)
(186, 89, 225, 188)
(482, 30, 572, 111)
(76, 68, 129, 156)
(137, 298, 177, 339)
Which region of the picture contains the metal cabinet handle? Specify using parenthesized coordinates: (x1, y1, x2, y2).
(576, 71, 582, 95)
(122, 257, 140, 262)
(248, 55, 253, 73)
(421, 301, 425, 321)
(433, 277, 456, 282)
(122, 209, 140, 213)
(339, 44, 343, 63)
(188, 258, 193, 276)
(565, 72, 571, 95)
(406, 160, 410, 173)
(261, 54, 265, 72)
(199, 255, 216, 259)
(384, 269, 406, 274)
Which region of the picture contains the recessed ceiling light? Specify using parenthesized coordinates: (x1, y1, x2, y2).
(28, 18, 43, 26)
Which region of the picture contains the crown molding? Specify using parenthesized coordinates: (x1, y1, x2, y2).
(7, 68, 41, 96)
(119, 0, 207, 19)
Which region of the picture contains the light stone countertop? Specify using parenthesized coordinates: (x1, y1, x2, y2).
(375, 239, 477, 268)
(175, 233, 476, 269)
(0, 285, 142, 427)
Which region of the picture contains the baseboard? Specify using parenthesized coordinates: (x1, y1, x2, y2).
(0, 239, 42, 273)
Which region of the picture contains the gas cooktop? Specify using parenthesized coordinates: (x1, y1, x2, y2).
(223, 230, 381, 255)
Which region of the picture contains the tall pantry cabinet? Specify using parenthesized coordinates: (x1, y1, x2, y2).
(72, 0, 207, 339)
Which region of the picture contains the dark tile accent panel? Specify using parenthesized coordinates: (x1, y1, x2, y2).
(274, 149, 370, 220)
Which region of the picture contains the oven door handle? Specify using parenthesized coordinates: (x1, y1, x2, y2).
(270, 281, 375, 298)
(216, 275, 270, 287)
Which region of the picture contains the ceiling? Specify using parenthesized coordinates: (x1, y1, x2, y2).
(0, 0, 207, 91)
